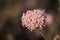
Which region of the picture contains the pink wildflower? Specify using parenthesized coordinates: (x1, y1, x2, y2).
(45, 14, 53, 26)
(21, 9, 46, 31)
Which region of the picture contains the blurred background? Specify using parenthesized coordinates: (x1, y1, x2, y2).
(0, 0, 60, 40)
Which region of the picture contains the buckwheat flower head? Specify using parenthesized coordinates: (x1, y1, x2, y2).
(21, 9, 46, 31)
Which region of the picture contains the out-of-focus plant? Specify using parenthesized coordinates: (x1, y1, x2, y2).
(53, 35, 60, 40)
(58, 0, 60, 13)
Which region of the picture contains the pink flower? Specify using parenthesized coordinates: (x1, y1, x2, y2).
(21, 9, 46, 31)
(45, 14, 53, 26)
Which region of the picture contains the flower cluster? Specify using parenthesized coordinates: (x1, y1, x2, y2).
(21, 9, 46, 31)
